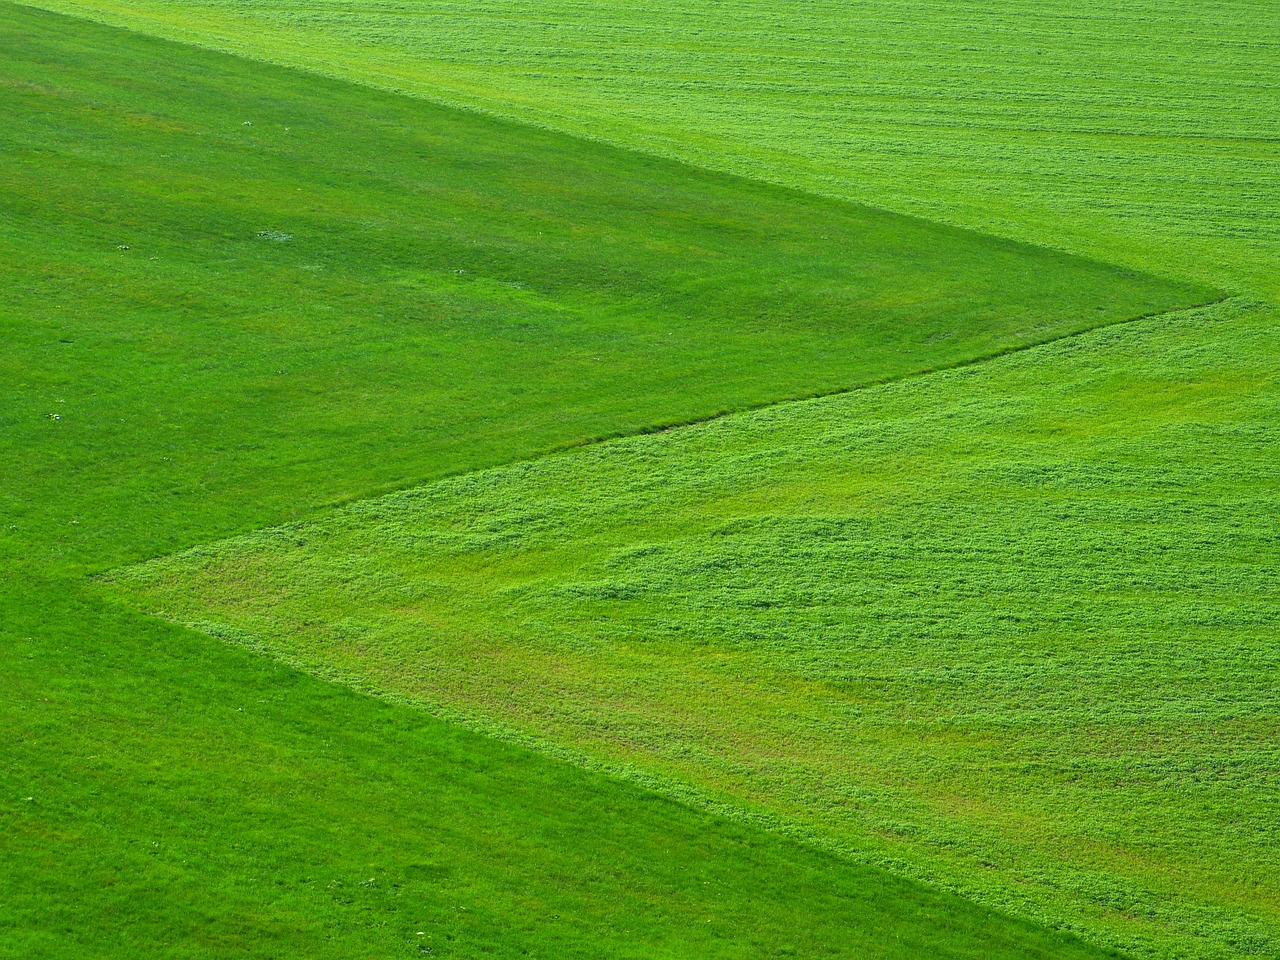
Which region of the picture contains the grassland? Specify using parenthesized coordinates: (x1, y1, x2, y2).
(0, 3, 1153, 957)
(18, 0, 1278, 295)
(1, 2, 1198, 572)
(6, 580, 1124, 960)
(113, 295, 1280, 958)
(4, 0, 1276, 958)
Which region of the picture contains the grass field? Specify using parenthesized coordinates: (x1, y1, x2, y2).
(4, 0, 1276, 957)
(6, 581, 1125, 960)
(16, 0, 1278, 294)
(112, 296, 1280, 958)
(1, 2, 1199, 572)
(0, 3, 1158, 957)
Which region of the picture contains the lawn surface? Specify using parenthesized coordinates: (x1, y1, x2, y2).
(17, 0, 1278, 293)
(0, 3, 1149, 958)
(114, 297, 1280, 959)
(3, 577, 1119, 960)
(4, 0, 1276, 958)
(0, 2, 1199, 572)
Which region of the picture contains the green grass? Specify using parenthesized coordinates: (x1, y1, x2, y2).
(0, 2, 1202, 573)
(17, 0, 1278, 295)
(112, 296, 1280, 959)
(4, 0, 1275, 958)
(0, 4, 1150, 958)
(3, 577, 1121, 960)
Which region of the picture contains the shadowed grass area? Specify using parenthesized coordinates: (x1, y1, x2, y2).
(114, 298, 1280, 959)
(18, 0, 1278, 296)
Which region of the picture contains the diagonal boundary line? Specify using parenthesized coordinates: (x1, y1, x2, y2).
(110, 292, 1243, 565)
(311, 292, 1237, 509)
(4, 0, 1225, 286)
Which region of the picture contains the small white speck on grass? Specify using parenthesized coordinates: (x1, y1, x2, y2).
(48, 413, 61, 421)
(243, 121, 253, 126)
(117, 244, 129, 251)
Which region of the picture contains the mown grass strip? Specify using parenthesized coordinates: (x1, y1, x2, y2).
(114, 298, 1280, 959)
(0, 2, 1209, 575)
(19, 0, 1278, 294)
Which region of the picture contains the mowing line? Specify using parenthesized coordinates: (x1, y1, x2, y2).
(306, 292, 1238, 518)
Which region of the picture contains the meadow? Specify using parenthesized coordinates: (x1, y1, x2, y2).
(3, 0, 1276, 958)
(5, 579, 1119, 960)
(1, 1, 1195, 571)
(0, 4, 1150, 957)
(113, 296, 1280, 959)
(17, 0, 1278, 294)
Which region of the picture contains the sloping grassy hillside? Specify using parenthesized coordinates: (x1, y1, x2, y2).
(1, 3, 1199, 572)
(5, 577, 1120, 960)
(5, 1, 1273, 958)
(0, 5, 1139, 958)
(113, 296, 1280, 959)
(19, 0, 1278, 294)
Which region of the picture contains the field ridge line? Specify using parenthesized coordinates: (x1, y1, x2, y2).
(306, 293, 1238, 510)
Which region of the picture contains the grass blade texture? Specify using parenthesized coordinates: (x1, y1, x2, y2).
(0, 4, 1164, 958)
(0, 2, 1202, 572)
(114, 297, 1280, 959)
(4, 0, 1275, 958)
